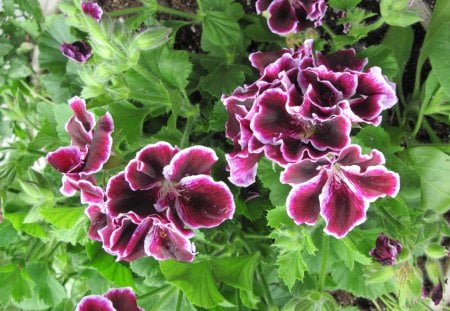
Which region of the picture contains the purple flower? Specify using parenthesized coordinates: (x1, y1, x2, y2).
(92, 142, 234, 262)
(75, 287, 143, 311)
(59, 41, 92, 63)
(47, 96, 113, 202)
(81, 1, 103, 22)
(369, 233, 402, 265)
(256, 0, 327, 35)
(222, 40, 397, 187)
(280, 145, 400, 238)
(431, 282, 444, 305)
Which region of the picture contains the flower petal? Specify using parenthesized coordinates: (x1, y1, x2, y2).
(106, 172, 159, 222)
(286, 172, 327, 225)
(308, 115, 351, 151)
(316, 49, 368, 72)
(81, 1, 103, 22)
(68, 96, 95, 133)
(176, 175, 235, 228)
(104, 288, 143, 311)
(320, 175, 368, 238)
(76, 295, 115, 311)
(249, 49, 292, 74)
(281, 157, 329, 185)
(267, 0, 298, 35)
(226, 150, 261, 187)
(145, 219, 195, 262)
(342, 166, 400, 201)
(337, 145, 384, 171)
(163, 146, 218, 182)
(79, 180, 104, 204)
(60, 41, 92, 63)
(47, 146, 82, 173)
(126, 142, 178, 190)
(85, 205, 107, 241)
(82, 112, 114, 175)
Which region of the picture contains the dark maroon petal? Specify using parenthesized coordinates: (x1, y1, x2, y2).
(85, 205, 107, 241)
(145, 220, 195, 262)
(267, 0, 298, 35)
(65, 117, 92, 150)
(82, 112, 114, 175)
(308, 115, 351, 151)
(348, 96, 384, 125)
(256, 0, 272, 13)
(164, 146, 218, 182)
(166, 208, 195, 238)
(337, 145, 384, 172)
(75, 295, 115, 311)
(60, 41, 92, 63)
(321, 175, 368, 238)
(342, 166, 400, 201)
(125, 160, 160, 191)
(79, 180, 104, 204)
(316, 49, 368, 72)
(68, 97, 95, 132)
(226, 150, 261, 187)
(281, 157, 330, 185)
(356, 67, 397, 110)
(81, 1, 103, 22)
(176, 175, 235, 229)
(303, 0, 327, 25)
(106, 172, 159, 222)
(369, 232, 402, 265)
(431, 282, 443, 305)
(47, 146, 82, 173)
(249, 49, 292, 74)
(104, 288, 142, 311)
(286, 172, 327, 225)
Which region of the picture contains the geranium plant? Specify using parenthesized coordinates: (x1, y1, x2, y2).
(1, 0, 450, 310)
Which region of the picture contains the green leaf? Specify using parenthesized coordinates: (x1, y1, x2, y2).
(407, 146, 450, 213)
(208, 100, 228, 132)
(257, 158, 291, 207)
(0, 265, 35, 305)
(160, 260, 226, 308)
(425, 244, 448, 259)
(199, 65, 246, 96)
(130, 257, 166, 287)
(380, 0, 422, 27)
(132, 27, 171, 51)
(158, 48, 192, 89)
(5, 210, 48, 239)
(357, 45, 398, 79)
(382, 26, 414, 81)
(213, 254, 259, 291)
(108, 101, 148, 146)
(366, 266, 396, 284)
(85, 241, 135, 288)
(353, 126, 402, 155)
(202, 11, 241, 48)
(0, 220, 20, 247)
(267, 205, 293, 228)
(15, 0, 43, 21)
(283, 291, 339, 311)
(429, 22, 450, 97)
(39, 206, 85, 229)
(330, 238, 371, 271)
(53, 103, 73, 141)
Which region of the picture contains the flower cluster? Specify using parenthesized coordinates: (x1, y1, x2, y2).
(47, 96, 113, 205)
(223, 40, 399, 237)
(88, 142, 235, 262)
(75, 287, 143, 311)
(60, 2, 103, 63)
(369, 232, 402, 265)
(256, 0, 327, 35)
(48, 106, 235, 262)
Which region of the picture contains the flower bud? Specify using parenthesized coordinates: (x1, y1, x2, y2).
(369, 232, 402, 265)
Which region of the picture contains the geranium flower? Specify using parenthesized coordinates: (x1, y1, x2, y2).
(222, 40, 397, 187)
(280, 145, 400, 238)
(81, 1, 103, 22)
(93, 142, 235, 262)
(59, 41, 92, 63)
(369, 232, 402, 265)
(256, 0, 327, 35)
(76, 287, 143, 311)
(47, 96, 113, 202)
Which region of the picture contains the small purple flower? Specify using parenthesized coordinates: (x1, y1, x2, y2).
(280, 145, 400, 238)
(369, 233, 402, 265)
(431, 282, 444, 305)
(59, 41, 92, 63)
(76, 287, 143, 311)
(47, 96, 113, 201)
(81, 1, 103, 22)
(256, 0, 327, 35)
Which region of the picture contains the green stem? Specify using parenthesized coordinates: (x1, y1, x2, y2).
(318, 234, 329, 292)
(411, 99, 427, 137)
(321, 23, 336, 39)
(133, 64, 158, 82)
(256, 264, 277, 310)
(19, 80, 54, 105)
(109, 6, 145, 17)
(156, 4, 199, 20)
(180, 116, 195, 148)
(138, 285, 170, 300)
(175, 290, 183, 311)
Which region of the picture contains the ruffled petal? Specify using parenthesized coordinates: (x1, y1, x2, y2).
(104, 288, 143, 311)
(75, 295, 115, 311)
(175, 175, 235, 228)
(341, 166, 400, 201)
(267, 0, 298, 35)
(81, 1, 103, 22)
(145, 219, 195, 262)
(256, 0, 272, 13)
(79, 180, 104, 204)
(85, 205, 107, 241)
(320, 175, 368, 238)
(68, 96, 95, 133)
(308, 115, 351, 151)
(281, 157, 329, 185)
(47, 146, 82, 173)
(337, 145, 384, 171)
(164, 146, 218, 182)
(106, 172, 159, 222)
(316, 49, 368, 72)
(356, 67, 398, 111)
(249, 49, 293, 74)
(286, 172, 327, 225)
(60, 41, 92, 63)
(226, 150, 261, 187)
(82, 112, 114, 175)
